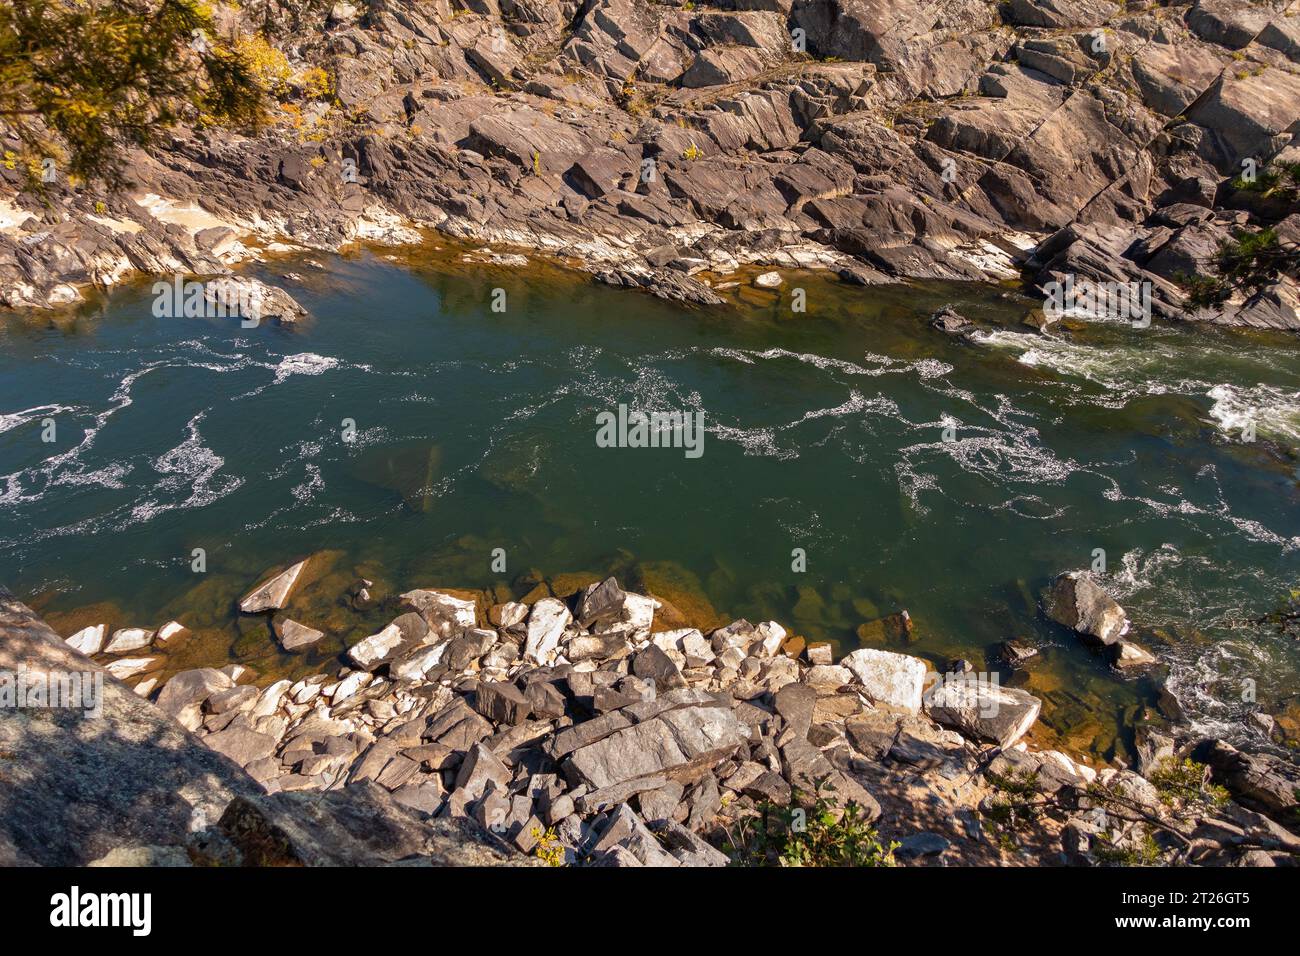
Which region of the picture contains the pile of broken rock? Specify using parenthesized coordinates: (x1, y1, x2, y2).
(153, 573, 1034, 865)
(134, 572, 1297, 867)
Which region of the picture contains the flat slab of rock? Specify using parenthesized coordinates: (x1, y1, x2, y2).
(564, 706, 749, 790)
(347, 614, 431, 672)
(274, 617, 325, 652)
(925, 677, 1042, 748)
(524, 598, 572, 664)
(104, 627, 154, 654)
(240, 559, 309, 613)
(840, 648, 929, 714)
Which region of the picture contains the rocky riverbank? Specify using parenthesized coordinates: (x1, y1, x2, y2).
(1, 0, 1297, 328)
(9, 560, 1299, 867)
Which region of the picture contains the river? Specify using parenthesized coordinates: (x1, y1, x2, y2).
(2, 242, 1298, 763)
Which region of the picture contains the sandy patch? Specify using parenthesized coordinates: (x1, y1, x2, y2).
(0, 197, 33, 232)
(132, 192, 238, 232)
(88, 214, 143, 235)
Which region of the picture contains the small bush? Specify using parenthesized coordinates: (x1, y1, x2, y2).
(724, 780, 897, 867)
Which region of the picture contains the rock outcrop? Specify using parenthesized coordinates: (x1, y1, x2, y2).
(0, 592, 256, 866)
(7, 559, 1299, 867)
(1, 0, 1294, 327)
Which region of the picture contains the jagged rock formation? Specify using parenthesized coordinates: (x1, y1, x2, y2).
(1, 0, 1296, 327)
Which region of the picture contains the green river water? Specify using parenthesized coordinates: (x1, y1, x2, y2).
(2, 242, 1298, 763)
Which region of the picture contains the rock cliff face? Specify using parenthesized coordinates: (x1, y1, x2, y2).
(1, 0, 1296, 327)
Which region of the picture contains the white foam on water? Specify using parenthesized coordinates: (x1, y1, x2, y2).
(707, 345, 955, 381)
(708, 390, 897, 459)
(50, 462, 132, 491)
(140, 413, 243, 512)
(1098, 476, 1300, 552)
(0, 404, 76, 434)
(977, 330, 1300, 448)
(272, 352, 343, 385)
(292, 463, 325, 503)
(1206, 383, 1300, 443)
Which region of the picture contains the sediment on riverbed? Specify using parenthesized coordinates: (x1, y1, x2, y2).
(5, 564, 1298, 868)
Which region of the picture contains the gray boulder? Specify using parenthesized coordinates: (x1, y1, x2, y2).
(210, 784, 523, 866)
(1041, 571, 1129, 645)
(840, 648, 929, 713)
(924, 676, 1042, 747)
(564, 706, 749, 790)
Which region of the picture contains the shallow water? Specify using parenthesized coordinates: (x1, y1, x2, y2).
(2, 243, 1298, 763)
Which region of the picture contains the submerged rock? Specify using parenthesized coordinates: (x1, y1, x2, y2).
(240, 560, 309, 614)
(274, 618, 325, 652)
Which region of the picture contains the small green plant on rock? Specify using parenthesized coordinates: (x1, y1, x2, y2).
(983, 766, 1041, 851)
(723, 779, 897, 867)
(1148, 757, 1230, 811)
(1093, 827, 1164, 866)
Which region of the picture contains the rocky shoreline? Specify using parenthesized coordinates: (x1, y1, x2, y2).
(7, 560, 1298, 867)
(1, 0, 1296, 328)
